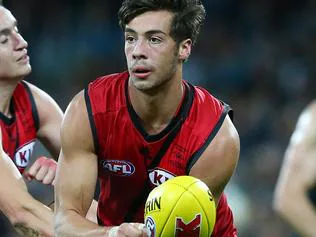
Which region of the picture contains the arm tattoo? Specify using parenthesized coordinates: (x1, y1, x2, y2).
(14, 223, 39, 237)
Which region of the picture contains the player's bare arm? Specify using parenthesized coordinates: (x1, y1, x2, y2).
(26, 81, 63, 158)
(21, 82, 63, 185)
(54, 91, 147, 237)
(189, 115, 240, 205)
(0, 129, 54, 237)
(274, 101, 316, 237)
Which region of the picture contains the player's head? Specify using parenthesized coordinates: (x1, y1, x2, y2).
(0, 5, 31, 81)
(118, 0, 206, 47)
(118, 0, 206, 92)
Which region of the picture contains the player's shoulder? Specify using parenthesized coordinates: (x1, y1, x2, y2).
(292, 100, 316, 136)
(21, 80, 40, 92)
(189, 82, 230, 119)
(21, 80, 51, 101)
(305, 100, 316, 114)
(88, 71, 129, 89)
(191, 83, 222, 105)
(67, 90, 86, 111)
(296, 100, 316, 124)
(68, 71, 128, 114)
(21, 80, 62, 112)
(67, 72, 128, 112)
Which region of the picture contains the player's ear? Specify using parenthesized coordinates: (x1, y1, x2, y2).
(178, 39, 192, 61)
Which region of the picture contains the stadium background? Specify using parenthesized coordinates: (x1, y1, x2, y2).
(1, 0, 316, 236)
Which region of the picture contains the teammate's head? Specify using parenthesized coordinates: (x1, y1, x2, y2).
(0, 6, 31, 80)
(118, 0, 205, 91)
(118, 0, 206, 47)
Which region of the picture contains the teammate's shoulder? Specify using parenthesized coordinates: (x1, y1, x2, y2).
(296, 100, 316, 122)
(18, 80, 53, 102)
(306, 100, 316, 112)
(20, 80, 45, 95)
(20, 80, 39, 90)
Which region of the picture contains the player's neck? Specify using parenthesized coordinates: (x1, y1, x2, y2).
(0, 80, 18, 116)
(129, 77, 184, 135)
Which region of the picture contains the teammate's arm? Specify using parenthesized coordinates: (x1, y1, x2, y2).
(22, 82, 63, 185)
(189, 115, 240, 205)
(26, 81, 63, 159)
(54, 91, 147, 237)
(273, 101, 316, 237)
(25, 82, 98, 222)
(0, 129, 53, 237)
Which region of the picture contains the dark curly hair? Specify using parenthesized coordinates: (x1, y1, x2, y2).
(118, 0, 206, 46)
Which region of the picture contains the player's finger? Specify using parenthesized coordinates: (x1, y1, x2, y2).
(108, 227, 119, 237)
(34, 165, 49, 182)
(42, 166, 56, 185)
(23, 171, 35, 181)
(118, 223, 147, 237)
(130, 223, 150, 237)
(24, 161, 41, 180)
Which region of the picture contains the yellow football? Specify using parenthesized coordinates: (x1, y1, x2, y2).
(144, 175, 216, 237)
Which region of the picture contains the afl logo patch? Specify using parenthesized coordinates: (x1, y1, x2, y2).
(145, 216, 156, 237)
(100, 160, 135, 176)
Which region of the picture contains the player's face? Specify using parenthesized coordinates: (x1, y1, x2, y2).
(124, 10, 183, 91)
(0, 7, 31, 80)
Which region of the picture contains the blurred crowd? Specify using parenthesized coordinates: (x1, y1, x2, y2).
(1, 0, 316, 236)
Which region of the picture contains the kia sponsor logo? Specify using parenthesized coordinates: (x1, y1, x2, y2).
(14, 140, 36, 168)
(148, 168, 175, 186)
(100, 160, 135, 176)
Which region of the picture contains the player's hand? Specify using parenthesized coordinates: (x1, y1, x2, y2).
(108, 223, 149, 237)
(23, 156, 57, 185)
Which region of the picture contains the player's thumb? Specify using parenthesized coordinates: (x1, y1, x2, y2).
(142, 228, 150, 237)
(136, 223, 150, 237)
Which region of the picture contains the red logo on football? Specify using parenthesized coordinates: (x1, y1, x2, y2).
(175, 214, 201, 237)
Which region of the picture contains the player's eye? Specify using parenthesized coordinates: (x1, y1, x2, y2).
(0, 36, 8, 44)
(125, 35, 136, 44)
(149, 37, 162, 44)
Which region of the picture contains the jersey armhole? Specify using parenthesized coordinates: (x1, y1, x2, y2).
(84, 88, 99, 154)
(186, 104, 232, 173)
(21, 81, 40, 131)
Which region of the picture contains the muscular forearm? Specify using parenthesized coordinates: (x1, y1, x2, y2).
(14, 223, 41, 237)
(55, 210, 111, 237)
(13, 212, 53, 237)
(9, 202, 53, 237)
(1, 191, 54, 237)
(276, 193, 316, 237)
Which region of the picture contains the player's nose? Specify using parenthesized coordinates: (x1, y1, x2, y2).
(14, 32, 28, 51)
(132, 39, 148, 60)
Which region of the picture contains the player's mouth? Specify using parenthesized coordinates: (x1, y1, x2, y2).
(132, 66, 152, 79)
(17, 54, 29, 64)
